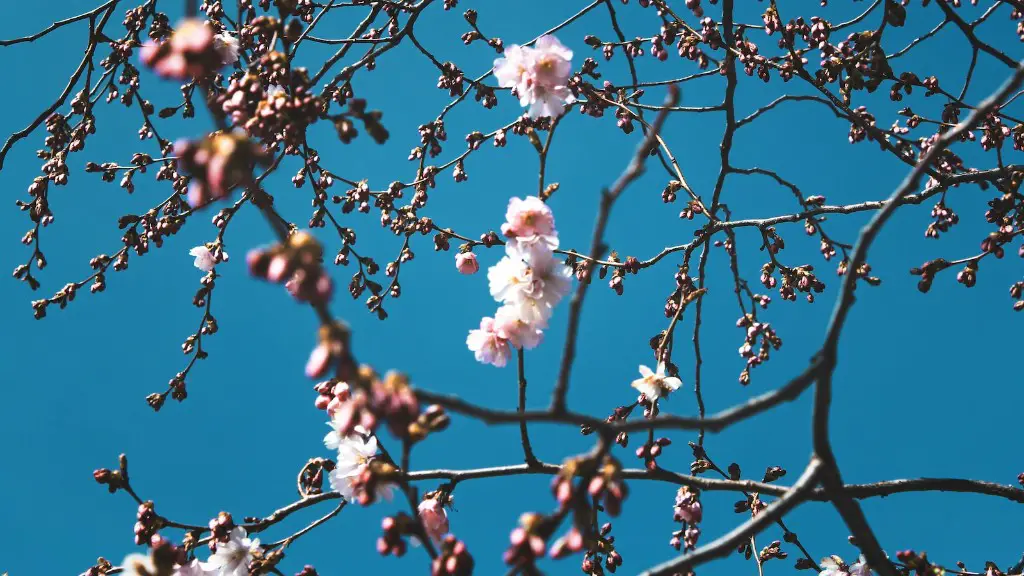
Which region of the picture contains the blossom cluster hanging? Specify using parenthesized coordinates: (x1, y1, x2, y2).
(466, 196, 572, 367)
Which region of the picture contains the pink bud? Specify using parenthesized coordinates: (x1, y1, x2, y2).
(267, 254, 290, 283)
(305, 343, 331, 379)
(455, 252, 479, 274)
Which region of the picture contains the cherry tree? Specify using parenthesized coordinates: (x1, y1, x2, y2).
(2, 0, 1023, 575)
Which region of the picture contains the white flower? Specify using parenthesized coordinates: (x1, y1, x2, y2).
(493, 35, 575, 119)
(325, 428, 392, 503)
(119, 553, 156, 576)
(332, 427, 378, 475)
(190, 245, 217, 272)
(214, 33, 239, 65)
(850, 556, 871, 576)
(487, 248, 571, 327)
(631, 362, 683, 401)
(175, 560, 206, 576)
(820, 555, 871, 576)
(328, 465, 393, 503)
(527, 247, 572, 306)
(202, 526, 260, 576)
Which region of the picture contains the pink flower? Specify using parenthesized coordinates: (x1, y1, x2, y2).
(673, 487, 703, 524)
(466, 317, 512, 367)
(418, 497, 450, 544)
(176, 132, 269, 208)
(455, 252, 479, 275)
(493, 35, 575, 118)
(189, 245, 217, 272)
(493, 305, 543, 350)
(140, 19, 227, 80)
(501, 196, 558, 254)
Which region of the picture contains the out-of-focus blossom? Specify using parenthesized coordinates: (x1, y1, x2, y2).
(140, 19, 234, 79)
(119, 554, 156, 576)
(175, 132, 269, 209)
(432, 535, 474, 576)
(176, 560, 206, 576)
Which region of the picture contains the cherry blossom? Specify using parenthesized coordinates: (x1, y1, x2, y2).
(501, 196, 559, 255)
(118, 553, 156, 576)
(174, 132, 269, 208)
(214, 33, 239, 66)
(175, 560, 206, 576)
(455, 251, 479, 274)
(487, 248, 571, 328)
(140, 19, 233, 80)
(326, 426, 392, 503)
(493, 35, 575, 119)
(417, 496, 450, 544)
(189, 245, 217, 272)
(493, 305, 543, 350)
(202, 526, 260, 576)
(630, 362, 683, 401)
(466, 316, 512, 367)
(820, 555, 871, 576)
(493, 45, 530, 94)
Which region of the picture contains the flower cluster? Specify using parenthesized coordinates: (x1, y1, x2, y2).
(173, 132, 270, 208)
(467, 196, 572, 367)
(220, 63, 323, 152)
(247, 230, 333, 305)
(669, 486, 703, 552)
(819, 554, 871, 576)
(493, 35, 576, 119)
(140, 19, 237, 80)
(324, 423, 394, 504)
(117, 520, 258, 576)
(203, 526, 261, 576)
(432, 535, 475, 576)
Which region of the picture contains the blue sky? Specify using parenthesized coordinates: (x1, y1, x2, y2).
(0, 1, 1021, 575)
